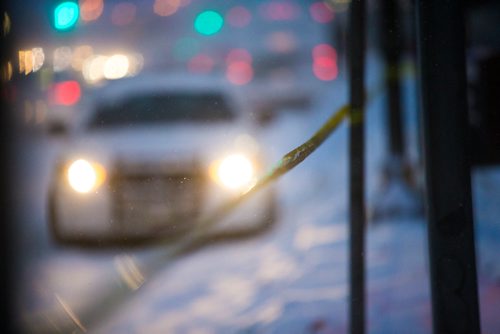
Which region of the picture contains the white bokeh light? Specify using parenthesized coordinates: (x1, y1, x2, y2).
(67, 159, 97, 193)
(217, 154, 254, 189)
(82, 55, 107, 83)
(103, 54, 129, 80)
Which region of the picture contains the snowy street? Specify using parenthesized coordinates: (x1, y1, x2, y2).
(13, 67, 500, 333)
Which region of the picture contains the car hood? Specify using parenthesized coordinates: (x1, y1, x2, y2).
(62, 123, 261, 166)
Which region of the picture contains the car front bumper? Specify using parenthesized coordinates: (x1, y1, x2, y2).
(50, 173, 277, 244)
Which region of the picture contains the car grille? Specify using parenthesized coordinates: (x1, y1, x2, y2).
(110, 160, 204, 233)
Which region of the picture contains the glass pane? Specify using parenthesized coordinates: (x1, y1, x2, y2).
(2, 1, 498, 333)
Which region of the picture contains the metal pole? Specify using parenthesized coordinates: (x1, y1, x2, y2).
(416, 1, 481, 333)
(381, 0, 404, 157)
(348, 0, 366, 333)
(1, 6, 16, 333)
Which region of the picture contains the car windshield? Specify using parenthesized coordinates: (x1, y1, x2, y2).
(88, 92, 234, 129)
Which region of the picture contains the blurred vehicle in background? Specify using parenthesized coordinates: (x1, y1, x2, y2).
(48, 74, 277, 244)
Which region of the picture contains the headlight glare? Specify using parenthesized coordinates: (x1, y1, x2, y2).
(216, 154, 254, 190)
(67, 159, 106, 193)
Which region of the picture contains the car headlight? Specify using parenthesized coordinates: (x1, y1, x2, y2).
(66, 159, 106, 193)
(212, 154, 255, 190)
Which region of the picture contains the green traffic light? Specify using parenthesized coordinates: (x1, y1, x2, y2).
(194, 10, 224, 36)
(54, 1, 79, 31)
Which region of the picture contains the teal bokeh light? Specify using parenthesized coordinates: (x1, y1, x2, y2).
(54, 1, 79, 31)
(194, 11, 224, 36)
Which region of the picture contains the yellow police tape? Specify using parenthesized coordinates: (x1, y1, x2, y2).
(167, 60, 420, 247)
(162, 60, 421, 249)
(180, 103, 351, 247)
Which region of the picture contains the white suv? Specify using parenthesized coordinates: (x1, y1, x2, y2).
(48, 75, 277, 244)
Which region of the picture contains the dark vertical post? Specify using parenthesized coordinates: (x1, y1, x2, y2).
(381, 0, 404, 157)
(416, 1, 481, 333)
(1, 5, 15, 333)
(348, 0, 366, 333)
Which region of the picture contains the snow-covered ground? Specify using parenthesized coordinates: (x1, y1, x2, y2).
(13, 54, 500, 333)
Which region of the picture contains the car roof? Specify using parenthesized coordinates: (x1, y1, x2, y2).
(73, 73, 252, 131)
(92, 73, 241, 103)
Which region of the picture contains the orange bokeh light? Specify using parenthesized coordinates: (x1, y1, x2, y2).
(312, 44, 337, 60)
(154, 0, 180, 17)
(312, 44, 338, 81)
(226, 61, 253, 86)
(80, 0, 104, 22)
